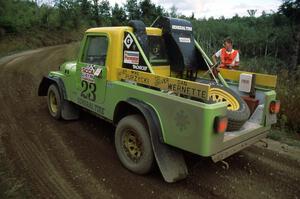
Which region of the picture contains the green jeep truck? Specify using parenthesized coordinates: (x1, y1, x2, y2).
(38, 17, 280, 182)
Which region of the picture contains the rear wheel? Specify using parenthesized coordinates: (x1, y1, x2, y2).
(47, 84, 62, 119)
(115, 114, 154, 174)
(209, 85, 250, 131)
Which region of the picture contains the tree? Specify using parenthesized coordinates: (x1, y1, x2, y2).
(111, 3, 127, 26)
(91, 0, 100, 26)
(125, 0, 141, 20)
(140, 0, 156, 25)
(247, 9, 257, 17)
(99, 0, 111, 26)
(169, 5, 178, 18)
(279, 0, 300, 69)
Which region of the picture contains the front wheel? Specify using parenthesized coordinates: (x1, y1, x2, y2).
(115, 114, 154, 175)
(47, 84, 62, 119)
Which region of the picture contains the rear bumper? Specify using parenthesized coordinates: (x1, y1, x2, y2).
(211, 130, 268, 162)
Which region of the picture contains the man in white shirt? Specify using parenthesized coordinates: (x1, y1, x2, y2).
(212, 37, 239, 69)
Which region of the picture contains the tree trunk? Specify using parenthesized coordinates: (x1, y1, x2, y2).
(265, 42, 268, 57)
(296, 31, 300, 67)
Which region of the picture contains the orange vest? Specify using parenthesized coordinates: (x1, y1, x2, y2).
(220, 48, 238, 68)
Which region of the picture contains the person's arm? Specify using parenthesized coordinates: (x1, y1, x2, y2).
(212, 54, 217, 65)
(235, 52, 240, 66)
(212, 49, 221, 65)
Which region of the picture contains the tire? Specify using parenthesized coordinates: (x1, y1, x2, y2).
(47, 84, 62, 120)
(209, 85, 250, 131)
(115, 114, 154, 175)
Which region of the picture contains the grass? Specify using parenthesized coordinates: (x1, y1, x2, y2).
(268, 128, 300, 148)
(240, 57, 300, 133)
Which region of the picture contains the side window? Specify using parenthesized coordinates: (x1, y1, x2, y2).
(148, 36, 169, 66)
(82, 36, 108, 66)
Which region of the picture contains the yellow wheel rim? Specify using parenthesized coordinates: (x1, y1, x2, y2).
(49, 91, 58, 113)
(123, 130, 142, 162)
(209, 88, 240, 111)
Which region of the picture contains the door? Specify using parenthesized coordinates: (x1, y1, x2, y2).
(76, 35, 108, 114)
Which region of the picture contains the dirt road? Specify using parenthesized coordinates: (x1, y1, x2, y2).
(0, 45, 299, 199)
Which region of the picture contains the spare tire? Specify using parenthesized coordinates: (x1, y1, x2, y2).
(209, 85, 250, 131)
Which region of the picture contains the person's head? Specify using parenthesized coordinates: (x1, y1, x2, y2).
(223, 37, 233, 51)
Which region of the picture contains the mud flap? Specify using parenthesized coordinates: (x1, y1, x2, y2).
(61, 100, 79, 120)
(149, 128, 188, 183)
(126, 99, 188, 183)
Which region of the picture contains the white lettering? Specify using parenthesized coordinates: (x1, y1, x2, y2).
(133, 65, 148, 71)
(179, 37, 191, 43)
(172, 25, 193, 31)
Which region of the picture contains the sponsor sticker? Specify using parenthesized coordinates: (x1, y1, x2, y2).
(124, 50, 139, 65)
(81, 64, 96, 83)
(179, 37, 191, 43)
(94, 67, 103, 77)
(133, 65, 148, 71)
(172, 25, 193, 31)
(124, 34, 133, 49)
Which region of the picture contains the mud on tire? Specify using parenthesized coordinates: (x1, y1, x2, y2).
(115, 114, 154, 175)
(47, 84, 62, 120)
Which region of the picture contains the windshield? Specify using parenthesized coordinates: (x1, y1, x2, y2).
(148, 36, 169, 66)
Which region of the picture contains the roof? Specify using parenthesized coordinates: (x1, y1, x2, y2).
(86, 26, 162, 36)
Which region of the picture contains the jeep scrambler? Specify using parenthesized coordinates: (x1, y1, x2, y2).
(38, 17, 280, 182)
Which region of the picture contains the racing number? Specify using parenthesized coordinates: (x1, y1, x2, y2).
(81, 80, 96, 101)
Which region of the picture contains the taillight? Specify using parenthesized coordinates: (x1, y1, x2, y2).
(214, 116, 228, 133)
(269, 100, 280, 114)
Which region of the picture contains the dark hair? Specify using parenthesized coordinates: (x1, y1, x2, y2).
(223, 37, 233, 44)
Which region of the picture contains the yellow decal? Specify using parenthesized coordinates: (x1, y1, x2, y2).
(117, 68, 210, 100)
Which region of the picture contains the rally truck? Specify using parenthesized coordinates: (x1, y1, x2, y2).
(38, 17, 280, 182)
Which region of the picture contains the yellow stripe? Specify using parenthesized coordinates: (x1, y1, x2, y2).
(146, 27, 162, 36)
(219, 69, 277, 88)
(117, 68, 210, 101)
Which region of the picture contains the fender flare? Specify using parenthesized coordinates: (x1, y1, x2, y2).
(125, 98, 188, 183)
(38, 76, 67, 99)
(126, 98, 164, 142)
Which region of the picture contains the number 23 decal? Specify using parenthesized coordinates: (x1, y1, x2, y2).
(81, 80, 96, 101)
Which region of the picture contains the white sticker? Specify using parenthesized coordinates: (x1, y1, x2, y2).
(124, 34, 133, 49)
(172, 25, 193, 31)
(133, 65, 148, 71)
(124, 50, 139, 65)
(94, 67, 102, 77)
(179, 37, 191, 43)
(81, 64, 96, 83)
(239, 73, 253, 92)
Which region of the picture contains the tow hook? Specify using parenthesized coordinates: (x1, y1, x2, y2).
(221, 160, 229, 170)
(259, 139, 268, 148)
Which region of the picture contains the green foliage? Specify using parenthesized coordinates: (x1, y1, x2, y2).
(279, 0, 300, 25)
(193, 14, 295, 70)
(0, 0, 40, 33)
(125, 0, 141, 20)
(111, 3, 127, 26)
(140, 0, 158, 25)
(276, 68, 300, 132)
(0, 0, 168, 32)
